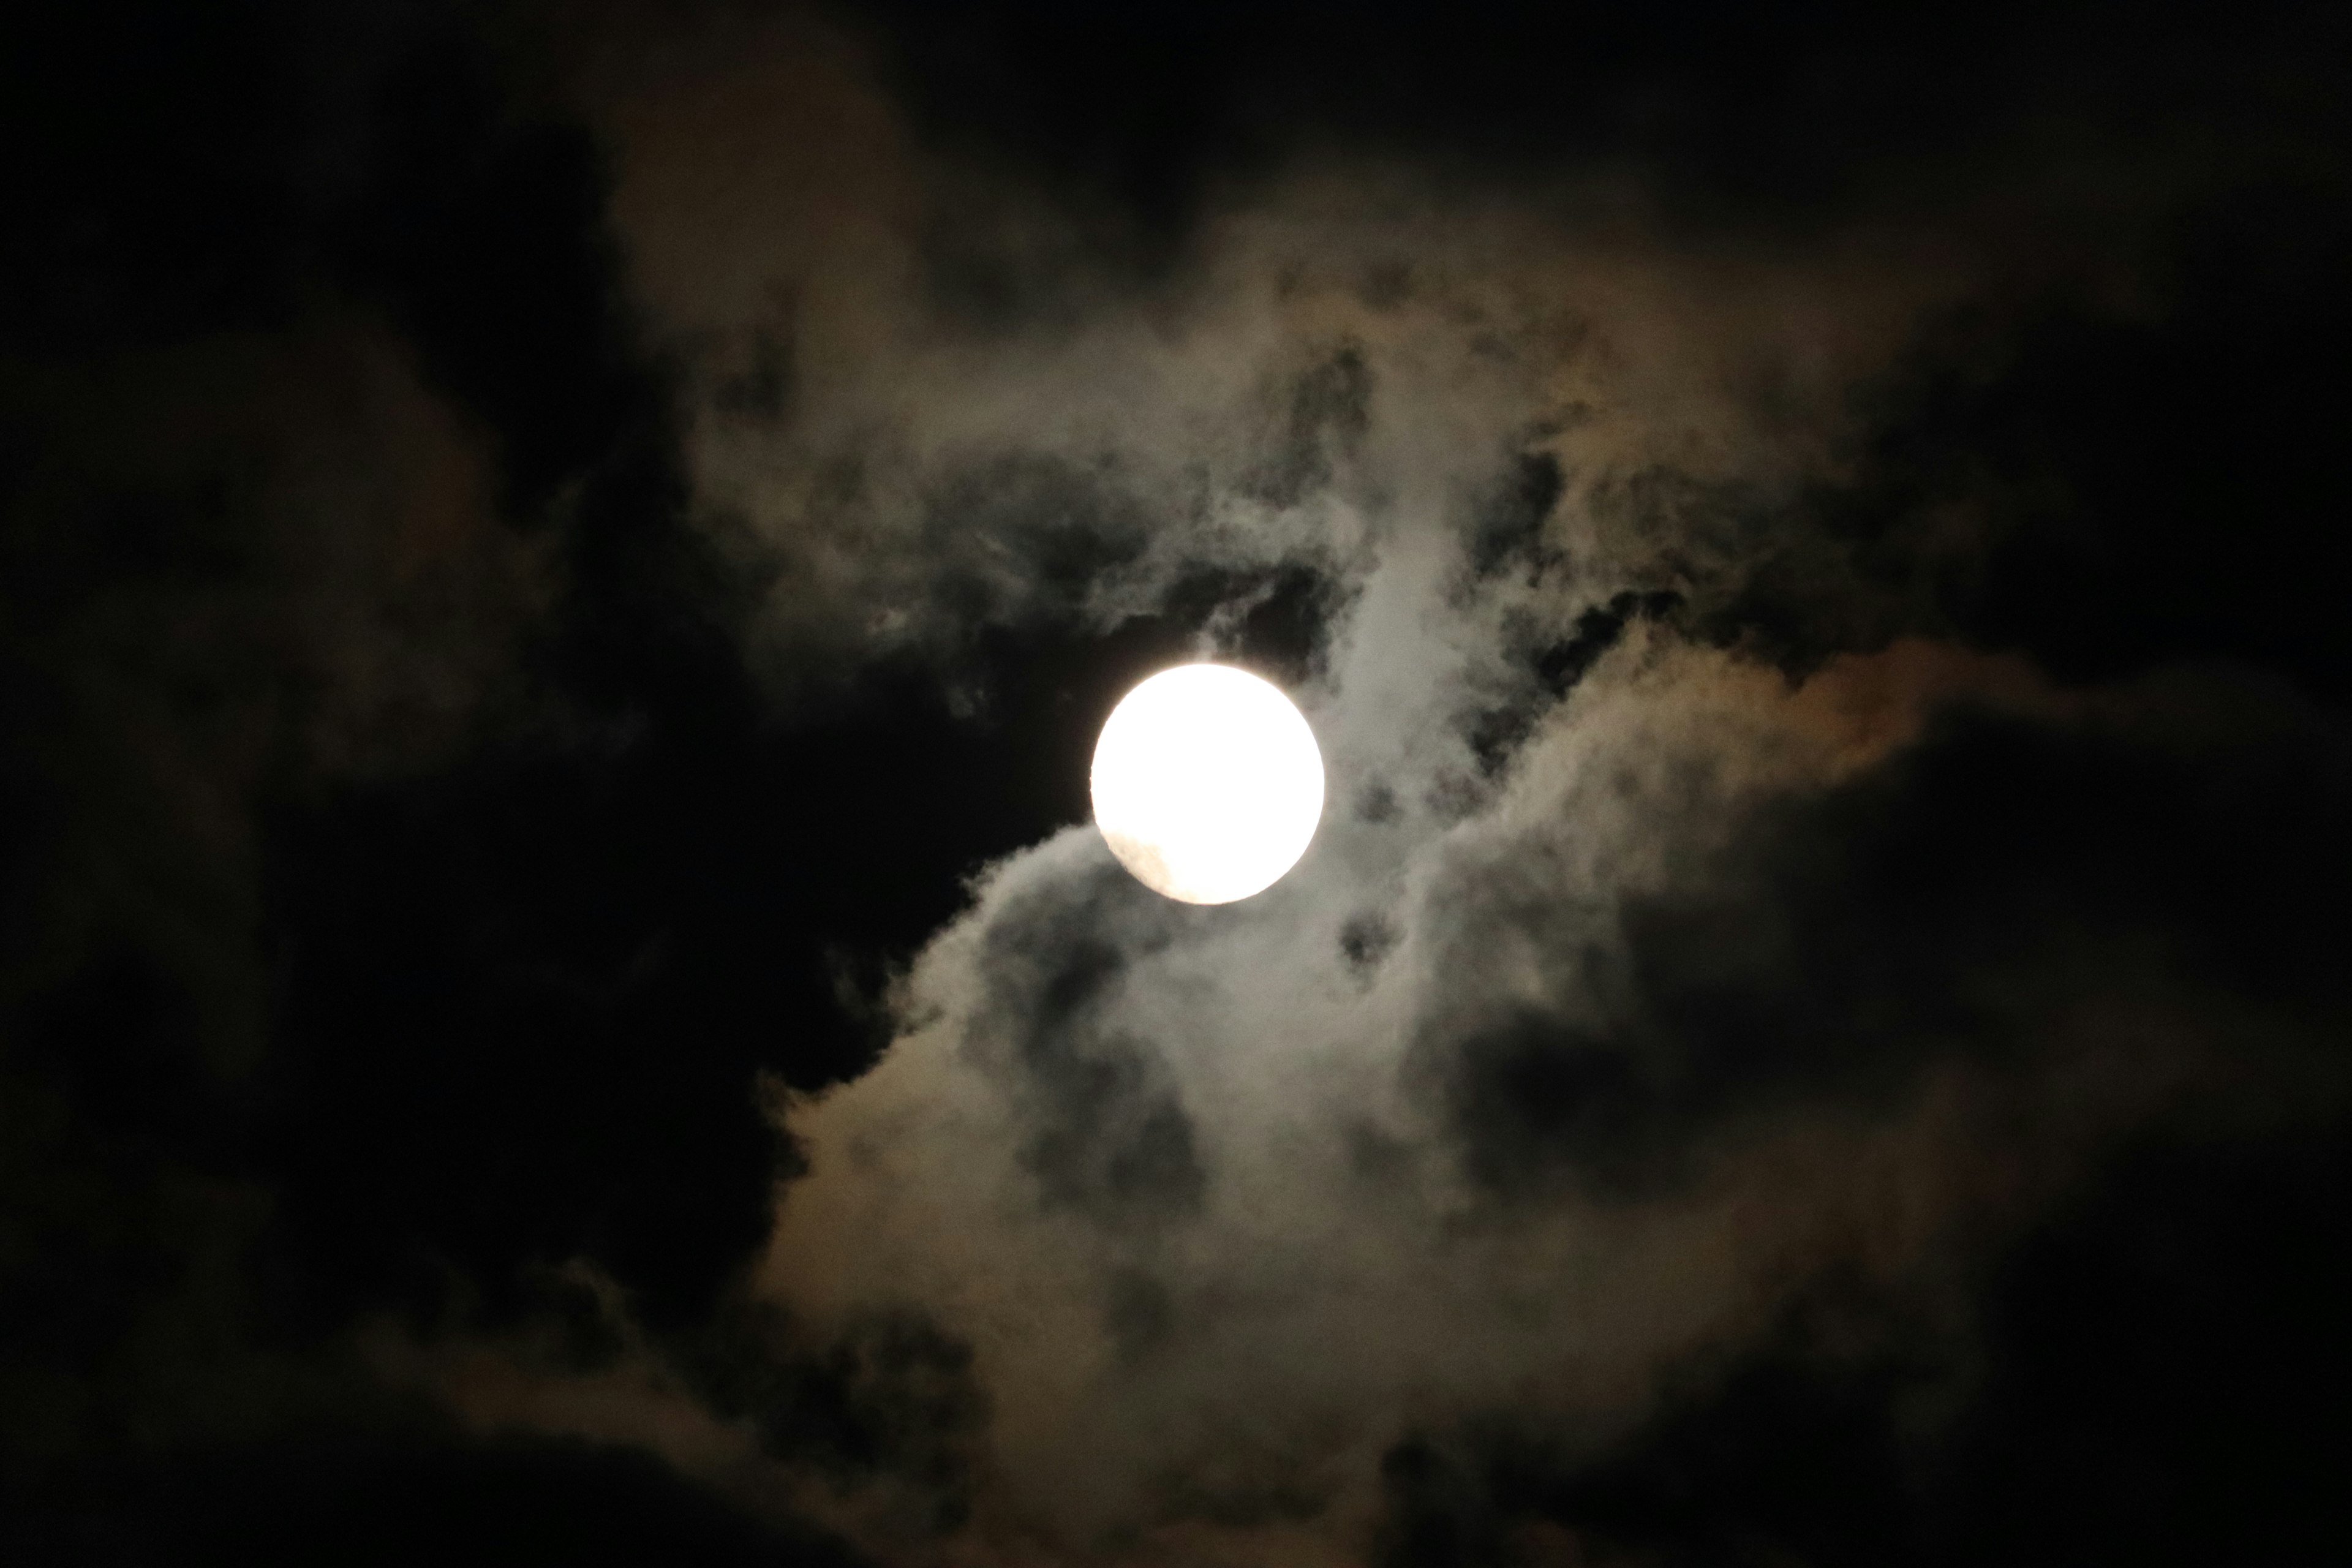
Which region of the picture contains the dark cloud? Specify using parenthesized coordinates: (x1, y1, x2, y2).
(1245, 342, 1377, 509)
(1423, 694, 2352, 1199)
(1370, 1126, 2352, 1568)
(689, 1301, 988, 1532)
(3, 0, 2349, 1562)
(1465, 450, 1566, 582)
(1462, 589, 1685, 777)
(968, 875, 1211, 1226)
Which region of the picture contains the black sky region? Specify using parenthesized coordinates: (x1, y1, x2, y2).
(2, 2, 2349, 1564)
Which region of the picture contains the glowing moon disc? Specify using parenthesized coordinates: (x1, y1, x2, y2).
(1090, 663, 1325, 904)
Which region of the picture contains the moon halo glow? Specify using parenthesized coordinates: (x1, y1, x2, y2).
(1090, 663, 1325, 904)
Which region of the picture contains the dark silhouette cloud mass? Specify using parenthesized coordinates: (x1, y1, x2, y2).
(2, 2, 2348, 1564)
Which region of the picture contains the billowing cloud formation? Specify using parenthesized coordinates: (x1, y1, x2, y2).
(6, 3, 2349, 1564)
(739, 650, 2345, 1564)
(369, 13, 2352, 1566)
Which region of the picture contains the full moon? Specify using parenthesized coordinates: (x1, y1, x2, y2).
(1090, 663, 1325, 904)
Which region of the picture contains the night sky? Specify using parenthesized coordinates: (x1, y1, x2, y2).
(3, 2, 2350, 1564)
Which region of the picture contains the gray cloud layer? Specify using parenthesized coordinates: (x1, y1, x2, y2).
(368, 15, 2352, 1567)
